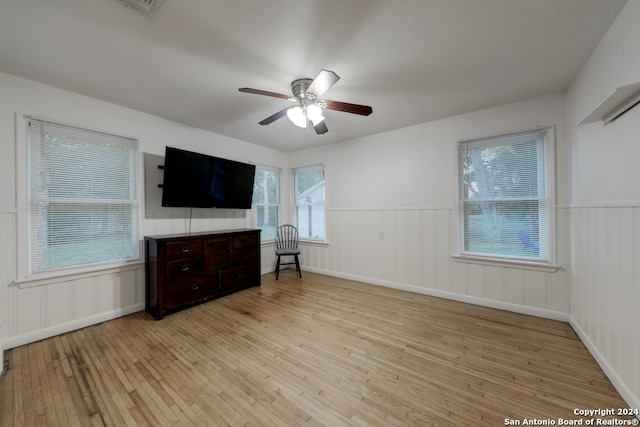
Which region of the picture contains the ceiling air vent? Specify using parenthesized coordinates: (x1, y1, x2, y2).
(580, 82, 640, 126)
(115, 0, 165, 17)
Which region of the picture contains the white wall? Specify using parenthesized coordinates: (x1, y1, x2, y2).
(0, 72, 286, 351)
(289, 92, 571, 321)
(566, 0, 640, 412)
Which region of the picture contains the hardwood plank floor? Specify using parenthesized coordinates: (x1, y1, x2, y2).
(1, 272, 635, 426)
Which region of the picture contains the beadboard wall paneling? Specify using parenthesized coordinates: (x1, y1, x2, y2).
(299, 207, 569, 320)
(570, 205, 640, 404)
(260, 242, 277, 275)
(0, 211, 16, 372)
(3, 265, 145, 350)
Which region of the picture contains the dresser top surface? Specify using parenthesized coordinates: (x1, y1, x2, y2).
(144, 228, 260, 241)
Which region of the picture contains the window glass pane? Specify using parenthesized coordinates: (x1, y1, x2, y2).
(256, 205, 278, 241)
(295, 166, 325, 203)
(296, 204, 326, 240)
(458, 129, 549, 261)
(294, 165, 325, 240)
(463, 200, 540, 258)
(46, 203, 136, 269)
(252, 165, 280, 241)
(252, 167, 279, 205)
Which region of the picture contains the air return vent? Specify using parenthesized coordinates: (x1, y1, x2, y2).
(115, 0, 164, 17)
(580, 82, 640, 126)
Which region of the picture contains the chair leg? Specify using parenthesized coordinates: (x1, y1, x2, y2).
(275, 255, 281, 280)
(294, 255, 302, 278)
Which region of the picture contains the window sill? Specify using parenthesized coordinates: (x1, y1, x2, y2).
(452, 254, 559, 273)
(14, 260, 145, 289)
(299, 239, 329, 247)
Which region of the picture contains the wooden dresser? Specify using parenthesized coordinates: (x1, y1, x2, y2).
(144, 228, 261, 319)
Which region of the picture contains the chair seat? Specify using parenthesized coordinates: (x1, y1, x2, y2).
(276, 247, 301, 256)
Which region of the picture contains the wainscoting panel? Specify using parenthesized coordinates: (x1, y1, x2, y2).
(3, 264, 146, 350)
(302, 207, 569, 320)
(260, 242, 277, 275)
(570, 205, 640, 409)
(0, 211, 16, 363)
(45, 281, 72, 327)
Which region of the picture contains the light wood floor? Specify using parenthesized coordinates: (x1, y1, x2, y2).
(0, 272, 634, 426)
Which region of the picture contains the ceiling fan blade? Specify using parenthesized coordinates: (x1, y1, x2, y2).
(306, 69, 340, 98)
(259, 108, 289, 125)
(314, 121, 329, 134)
(239, 87, 291, 100)
(324, 100, 373, 116)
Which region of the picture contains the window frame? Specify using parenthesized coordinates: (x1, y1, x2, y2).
(455, 127, 556, 265)
(251, 164, 282, 242)
(292, 164, 326, 242)
(16, 114, 142, 280)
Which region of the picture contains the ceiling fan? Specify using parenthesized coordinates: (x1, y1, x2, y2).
(239, 69, 373, 134)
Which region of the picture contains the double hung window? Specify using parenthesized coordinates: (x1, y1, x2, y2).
(458, 128, 553, 262)
(22, 117, 140, 276)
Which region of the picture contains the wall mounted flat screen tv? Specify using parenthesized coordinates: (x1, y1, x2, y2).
(161, 146, 256, 209)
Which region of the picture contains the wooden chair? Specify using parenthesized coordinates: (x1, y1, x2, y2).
(275, 225, 301, 280)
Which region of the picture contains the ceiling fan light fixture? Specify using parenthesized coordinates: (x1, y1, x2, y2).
(287, 106, 307, 128)
(307, 103, 325, 126)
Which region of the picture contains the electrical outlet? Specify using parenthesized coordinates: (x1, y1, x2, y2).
(378, 230, 384, 239)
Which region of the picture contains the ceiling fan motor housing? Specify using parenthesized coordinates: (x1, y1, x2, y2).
(291, 78, 314, 99)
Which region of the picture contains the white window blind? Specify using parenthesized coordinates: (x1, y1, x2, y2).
(458, 128, 551, 261)
(24, 117, 140, 275)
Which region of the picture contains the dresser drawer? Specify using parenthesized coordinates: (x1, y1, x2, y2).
(233, 247, 257, 265)
(234, 233, 258, 249)
(166, 257, 203, 280)
(220, 263, 259, 292)
(204, 237, 232, 270)
(165, 278, 212, 310)
(166, 240, 202, 259)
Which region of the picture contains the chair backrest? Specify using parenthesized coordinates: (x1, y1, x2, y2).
(276, 225, 299, 250)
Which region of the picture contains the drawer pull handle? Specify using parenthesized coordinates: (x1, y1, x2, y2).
(180, 266, 190, 272)
(180, 247, 190, 253)
(238, 272, 245, 279)
(241, 239, 249, 245)
(191, 284, 200, 291)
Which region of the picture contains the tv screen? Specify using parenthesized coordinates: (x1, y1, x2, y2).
(161, 146, 256, 209)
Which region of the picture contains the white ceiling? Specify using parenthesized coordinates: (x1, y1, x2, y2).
(0, 0, 628, 152)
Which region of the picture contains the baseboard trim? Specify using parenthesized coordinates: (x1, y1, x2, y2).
(1, 303, 146, 351)
(303, 267, 570, 322)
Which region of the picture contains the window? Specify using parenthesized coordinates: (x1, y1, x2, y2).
(252, 165, 281, 241)
(23, 117, 140, 276)
(293, 165, 325, 240)
(458, 128, 552, 262)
